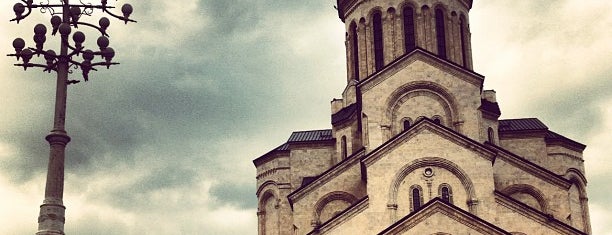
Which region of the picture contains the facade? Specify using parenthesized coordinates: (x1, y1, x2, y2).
(253, 0, 591, 234)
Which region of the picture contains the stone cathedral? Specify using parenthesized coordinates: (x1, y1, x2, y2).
(253, 0, 591, 234)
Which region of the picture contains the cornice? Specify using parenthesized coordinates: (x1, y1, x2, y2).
(256, 167, 290, 180)
(309, 196, 369, 235)
(253, 148, 289, 167)
(499, 130, 548, 139)
(494, 191, 587, 235)
(379, 198, 511, 235)
(358, 48, 485, 93)
(488, 144, 572, 189)
(288, 148, 366, 203)
(336, 0, 474, 21)
(287, 139, 336, 149)
(363, 118, 496, 167)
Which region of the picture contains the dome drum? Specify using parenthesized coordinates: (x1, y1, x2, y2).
(336, 0, 473, 22)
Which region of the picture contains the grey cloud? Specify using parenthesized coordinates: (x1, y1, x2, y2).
(588, 176, 612, 208)
(2, 1, 609, 235)
(210, 181, 258, 209)
(525, 69, 612, 139)
(87, 167, 200, 212)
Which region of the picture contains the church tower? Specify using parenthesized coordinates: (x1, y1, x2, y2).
(254, 1, 591, 234)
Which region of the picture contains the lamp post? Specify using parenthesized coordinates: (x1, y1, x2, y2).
(7, 1, 136, 234)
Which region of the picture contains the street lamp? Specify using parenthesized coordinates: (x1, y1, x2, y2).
(7, 1, 136, 234)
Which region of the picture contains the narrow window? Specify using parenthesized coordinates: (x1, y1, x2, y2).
(459, 17, 467, 67)
(439, 184, 453, 204)
(435, 9, 447, 59)
(403, 119, 411, 131)
(403, 6, 416, 52)
(488, 127, 495, 144)
(350, 22, 360, 80)
(412, 187, 422, 210)
(372, 11, 384, 71)
(409, 185, 424, 211)
(341, 136, 347, 159)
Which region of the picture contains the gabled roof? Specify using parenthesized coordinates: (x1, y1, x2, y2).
(494, 190, 588, 235)
(379, 198, 512, 235)
(498, 118, 586, 151)
(362, 117, 497, 167)
(287, 129, 333, 142)
(287, 148, 366, 204)
(357, 48, 485, 92)
(486, 143, 572, 189)
(479, 99, 501, 116)
(331, 103, 358, 125)
(307, 196, 369, 235)
(545, 130, 586, 151)
(253, 129, 333, 166)
(499, 118, 548, 132)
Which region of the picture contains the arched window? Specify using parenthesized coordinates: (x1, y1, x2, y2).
(439, 184, 453, 204)
(372, 10, 384, 71)
(350, 22, 359, 80)
(487, 127, 495, 144)
(409, 185, 424, 211)
(341, 136, 348, 159)
(403, 119, 411, 131)
(403, 6, 416, 52)
(459, 16, 467, 67)
(435, 8, 447, 59)
(412, 188, 422, 210)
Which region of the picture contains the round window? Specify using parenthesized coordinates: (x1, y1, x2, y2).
(423, 167, 434, 177)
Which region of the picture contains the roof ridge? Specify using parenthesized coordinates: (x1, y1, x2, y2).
(291, 129, 332, 133)
(499, 117, 540, 121)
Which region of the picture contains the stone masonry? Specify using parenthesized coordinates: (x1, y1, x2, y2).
(253, 0, 591, 234)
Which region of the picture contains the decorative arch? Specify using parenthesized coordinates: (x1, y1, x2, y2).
(258, 187, 280, 211)
(257, 180, 279, 198)
(258, 187, 280, 235)
(388, 157, 477, 212)
(500, 184, 549, 213)
(384, 81, 460, 133)
(565, 168, 588, 189)
(313, 191, 358, 224)
(565, 169, 591, 234)
(389, 90, 452, 130)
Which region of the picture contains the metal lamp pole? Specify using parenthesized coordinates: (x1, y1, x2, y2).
(7, 1, 136, 234)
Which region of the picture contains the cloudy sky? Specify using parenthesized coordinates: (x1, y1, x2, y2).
(1, 1, 610, 234)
